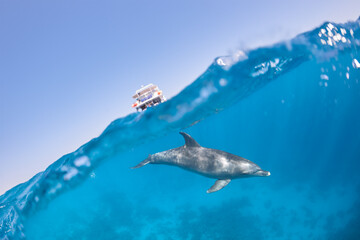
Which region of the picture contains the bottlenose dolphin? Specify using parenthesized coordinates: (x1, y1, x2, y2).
(132, 132, 270, 193)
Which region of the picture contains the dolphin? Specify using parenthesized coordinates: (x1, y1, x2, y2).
(132, 132, 270, 193)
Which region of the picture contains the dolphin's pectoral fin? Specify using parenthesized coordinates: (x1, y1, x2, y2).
(206, 179, 231, 193)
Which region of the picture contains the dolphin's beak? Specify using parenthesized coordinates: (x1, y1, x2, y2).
(255, 170, 271, 177)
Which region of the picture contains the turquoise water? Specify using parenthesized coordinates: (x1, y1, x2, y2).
(1, 18, 360, 239)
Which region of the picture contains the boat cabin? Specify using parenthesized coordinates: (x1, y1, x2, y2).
(132, 84, 166, 111)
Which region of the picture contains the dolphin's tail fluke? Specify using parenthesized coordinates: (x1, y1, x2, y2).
(131, 155, 151, 169)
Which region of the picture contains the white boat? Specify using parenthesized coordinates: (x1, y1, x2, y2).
(132, 84, 166, 111)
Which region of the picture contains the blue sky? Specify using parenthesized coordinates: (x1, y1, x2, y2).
(0, 0, 359, 194)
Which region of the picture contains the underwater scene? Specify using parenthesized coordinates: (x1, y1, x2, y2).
(1, 18, 360, 240)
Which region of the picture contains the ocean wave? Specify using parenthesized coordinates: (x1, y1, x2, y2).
(1, 18, 359, 239)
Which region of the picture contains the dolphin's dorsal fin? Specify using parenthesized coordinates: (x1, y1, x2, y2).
(179, 132, 201, 148)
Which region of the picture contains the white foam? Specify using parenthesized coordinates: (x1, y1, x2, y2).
(49, 183, 62, 195)
(219, 78, 227, 87)
(320, 74, 329, 80)
(63, 167, 79, 181)
(350, 29, 354, 37)
(215, 51, 248, 70)
(352, 59, 360, 69)
(327, 23, 335, 31)
(216, 58, 226, 66)
(74, 156, 91, 167)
